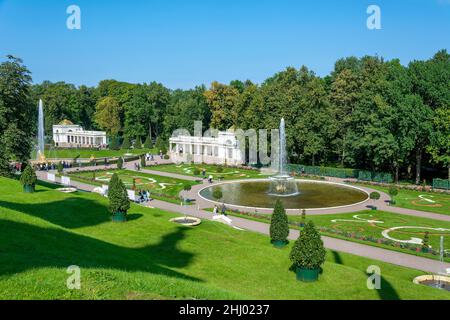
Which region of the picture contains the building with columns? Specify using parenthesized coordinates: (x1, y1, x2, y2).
(52, 120, 107, 148)
(169, 130, 244, 165)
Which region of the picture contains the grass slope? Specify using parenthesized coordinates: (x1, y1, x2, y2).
(0, 177, 448, 300)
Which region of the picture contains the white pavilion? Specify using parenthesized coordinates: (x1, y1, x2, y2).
(52, 120, 107, 148)
(169, 130, 244, 165)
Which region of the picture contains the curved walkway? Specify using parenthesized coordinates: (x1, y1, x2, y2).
(36, 165, 450, 274)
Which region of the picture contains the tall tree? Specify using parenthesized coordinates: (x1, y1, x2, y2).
(0, 55, 34, 175)
(94, 97, 122, 136)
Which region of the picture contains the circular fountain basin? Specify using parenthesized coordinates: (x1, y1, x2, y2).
(413, 275, 450, 291)
(199, 179, 369, 210)
(170, 217, 202, 226)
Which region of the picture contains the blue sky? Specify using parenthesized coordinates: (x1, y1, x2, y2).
(0, 0, 448, 89)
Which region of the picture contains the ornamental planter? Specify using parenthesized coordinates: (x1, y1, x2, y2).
(23, 184, 35, 193)
(296, 267, 320, 282)
(112, 212, 127, 223)
(272, 240, 287, 248)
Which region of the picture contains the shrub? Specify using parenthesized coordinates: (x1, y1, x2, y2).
(140, 155, 146, 167)
(57, 161, 63, 174)
(117, 157, 123, 170)
(216, 166, 224, 173)
(388, 186, 398, 204)
(121, 136, 131, 150)
(212, 189, 223, 202)
(290, 221, 326, 270)
(370, 192, 381, 201)
(301, 209, 306, 226)
(134, 136, 142, 149)
(163, 154, 170, 160)
(270, 200, 289, 244)
(144, 135, 152, 149)
(109, 136, 121, 150)
(422, 232, 430, 250)
(20, 165, 37, 186)
(155, 137, 166, 153)
(183, 184, 192, 192)
(193, 168, 201, 176)
(108, 173, 130, 214)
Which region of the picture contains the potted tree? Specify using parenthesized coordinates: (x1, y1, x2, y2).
(300, 209, 306, 227)
(108, 173, 130, 222)
(270, 200, 289, 248)
(369, 192, 381, 210)
(422, 231, 430, 253)
(117, 157, 124, 170)
(20, 165, 37, 193)
(388, 186, 398, 205)
(290, 221, 326, 282)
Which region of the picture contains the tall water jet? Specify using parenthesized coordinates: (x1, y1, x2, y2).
(268, 118, 299, 196)
(37, 99, 46, 162)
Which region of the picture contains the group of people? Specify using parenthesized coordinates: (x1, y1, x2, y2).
(212, 204, 227, 216)
(145, 153, 154, 162)
(136, 189, 151, 203)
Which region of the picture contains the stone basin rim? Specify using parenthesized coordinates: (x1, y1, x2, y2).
(197, 178, 370, 212)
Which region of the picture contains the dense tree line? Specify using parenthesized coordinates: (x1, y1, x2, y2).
(1, 50, 448, 182)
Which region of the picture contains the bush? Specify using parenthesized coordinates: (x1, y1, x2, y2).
(290, 221, 326, 270)
(216, 166, 224, 173)
(422, 231, 430, 250)
(163, 154, 170, 160)
(388, 186, 398, 197)
(183, 184, 192, 192)
(140, 155, 146, 167)
(108, 173, 130, 214)
(193, 168, 201, 176)
(270, 200, 289, 244)
(144, 135, 152, 149)
(117, 157, 123, 170)
(212, 189, 223, 201)
(109, 136, 121, 151)
(121, 136, 131, 150)
(20, 165, 37, 186)
(155, 137, 166, 153)
(134, 136, 142, 149)
(370, 192, 381, 201)
(57, 161, 63, 174)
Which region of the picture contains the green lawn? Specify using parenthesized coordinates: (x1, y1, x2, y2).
(0, 177, 449, 300)
(355, 184, 450, 216)
(40, 148, 156, 159)
(147, 163, 271, 180)
(223, 210, 450, 262)
(66, 169, 198, 204)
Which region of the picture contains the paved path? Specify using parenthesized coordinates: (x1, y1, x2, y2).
(36, 169, 450, 274)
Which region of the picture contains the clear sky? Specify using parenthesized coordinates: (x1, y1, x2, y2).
(0, 0, 448, 89)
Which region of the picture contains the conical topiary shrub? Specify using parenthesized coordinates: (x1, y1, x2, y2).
(20, 165, 37, 193)
(108, 173, 130, 222)
(290, 221, 326, 282)
(121, 136, 131, 150)
(134, 136, 142, 149)
(144, 135, 152, 149)
(270, 200, 289, 248)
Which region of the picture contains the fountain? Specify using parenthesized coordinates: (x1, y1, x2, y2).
(36, 99, 46, 163)
(198, 118, 369, 210)
(413, 236, 450, 291)
(268, 118, 299, 197)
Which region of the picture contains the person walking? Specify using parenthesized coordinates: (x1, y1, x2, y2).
(213, 205, 218, 216)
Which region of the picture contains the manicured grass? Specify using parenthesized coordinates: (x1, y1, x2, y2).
(355, 184, 450, 216)
(41, 148, 156, 159)
(66, 169, 198, 204)
(222, 210, 450, 262)
(0, 177, 449, 300)
(147, 163, 270, 180)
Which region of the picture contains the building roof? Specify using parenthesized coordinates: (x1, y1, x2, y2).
(59, 119, 74, 125)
